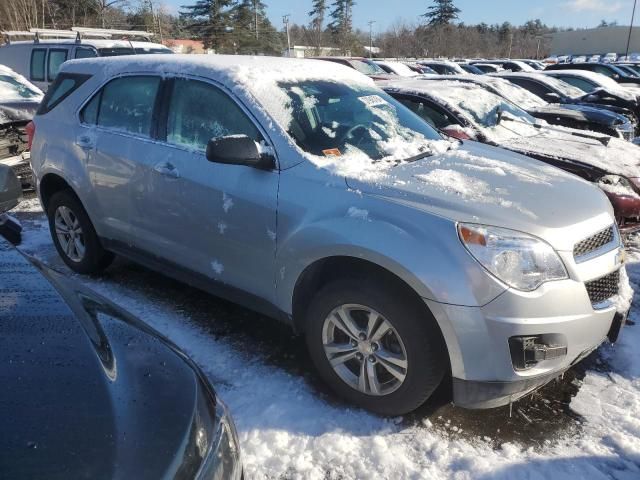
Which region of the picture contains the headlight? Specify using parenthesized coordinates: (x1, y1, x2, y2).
(598, 174, 640, 197)
(206, 399, 242, 480)
(458, 223, 568, 291)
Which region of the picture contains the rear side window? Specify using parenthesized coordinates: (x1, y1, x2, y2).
(30, 49, 46, 81)
(48, 49, 68, 81)
(82, 76, 160, 137)
(36, 73, 91, 115)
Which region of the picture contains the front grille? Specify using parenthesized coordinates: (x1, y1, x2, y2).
(585, 270, 620, 305)
(573, 226, 615, 260)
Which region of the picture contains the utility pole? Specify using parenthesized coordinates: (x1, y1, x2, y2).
(368, 20, 375, 59)
(283, 14, 291, 57)
(508, 33, 514, 59)
(536, 36, 541, 59)
(626, 0, 638, 58)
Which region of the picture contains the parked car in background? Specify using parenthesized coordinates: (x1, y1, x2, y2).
(545, 62, 640, 86)
(374, 60, 421, 77)
(382, 78, 640, 233)
(0, 165, 242, 480)
(313, 56, 395, 80)
(471, 60, 535, 72)
(495, 71, 640, 132)
(514, 59, 546, 70)
(29, 55, 630, 415)
(418, 60, 467, 75)
(0, 29, 173, 90)
(603, 52, 619, 63)
(0, 65, 43, 189)
(404, 62, 437, 74)
(426, 74, 636, 140)
(616, 63, 640, 76)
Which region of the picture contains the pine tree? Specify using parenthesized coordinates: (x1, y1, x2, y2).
(229, 0, 282, 55)
(329, 0, 355, 54)
(422, 0, 460, 27)
(180, 0, 234, 51)
(309, 0, 326, 53)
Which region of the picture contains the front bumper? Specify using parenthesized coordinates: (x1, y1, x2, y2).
(426, 245, 625, 409)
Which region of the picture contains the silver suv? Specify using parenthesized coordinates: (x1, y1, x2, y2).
(29, 55, 630, 415)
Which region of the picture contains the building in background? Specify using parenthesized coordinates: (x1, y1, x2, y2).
(284, 45, 343, 58)
(551, 26, 640, 55)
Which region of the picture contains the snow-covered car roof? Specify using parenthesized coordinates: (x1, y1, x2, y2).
(542, 69, 626, 89)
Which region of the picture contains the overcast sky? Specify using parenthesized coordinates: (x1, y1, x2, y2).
(163, 0, 637, 32)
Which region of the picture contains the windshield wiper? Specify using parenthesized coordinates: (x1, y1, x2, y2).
(404, 150, 435, 163)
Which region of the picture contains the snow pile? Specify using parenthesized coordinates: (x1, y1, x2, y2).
(615, 266, 634, 313)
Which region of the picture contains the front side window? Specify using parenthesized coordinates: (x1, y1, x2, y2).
(83, 76, 160, 136)
(507, 78, 552, 99)
(30, 49, 46, 81)
(166, 78, 261, 151)
(75, 48, 97, 59)
(48, 49, 68, 81)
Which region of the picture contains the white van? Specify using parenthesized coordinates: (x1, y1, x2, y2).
(0, 37, 172, 91)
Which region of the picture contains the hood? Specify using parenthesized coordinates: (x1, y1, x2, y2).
(497, 126, 640, 178)
(0, 101, 38, 125)
(531, 103, 624, 126)
(0, 241, 219, 479)
(346, 141, 613, 249)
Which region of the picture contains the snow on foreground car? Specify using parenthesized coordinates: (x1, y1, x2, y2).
(30, 54, 632, 416)
(382, 78, 640, 234)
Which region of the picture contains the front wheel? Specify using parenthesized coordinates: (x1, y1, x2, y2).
(305, 278, 447, 416)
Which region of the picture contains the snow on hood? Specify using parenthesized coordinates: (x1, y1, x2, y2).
(501, 126, 640, 178)
(346, 141, 612, 237)
(0, 65, 43, 103)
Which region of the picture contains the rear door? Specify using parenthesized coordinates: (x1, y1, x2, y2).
(131, 76, 279, 302)
(79, 74, 163, 244)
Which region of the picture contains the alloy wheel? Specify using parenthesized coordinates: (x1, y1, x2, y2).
(54, 206, 86, 263)
(322, 304, 408, 396)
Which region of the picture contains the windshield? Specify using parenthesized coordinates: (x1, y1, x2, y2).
(0, 74, 41, 100)
(434, 84, 540, 141)
(350, 60, 386, 75)
(538, 75, 586, 99)
(277, 80, 442, 162)
(385, 62, 418, 77)
(482, 78, 546, 109)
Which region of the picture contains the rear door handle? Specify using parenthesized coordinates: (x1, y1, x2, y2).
(75, 135, 94, 150)
(153, 161, 180, 179)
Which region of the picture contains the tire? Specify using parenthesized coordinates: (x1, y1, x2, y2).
(47, 190, 114, 274)
(305, 277, 447, 416)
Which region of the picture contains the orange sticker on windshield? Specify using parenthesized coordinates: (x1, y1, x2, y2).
(322, 148, 342, 157)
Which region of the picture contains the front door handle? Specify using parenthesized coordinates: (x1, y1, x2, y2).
(75, 135, 94, 150)
(153, 161, 180, 179)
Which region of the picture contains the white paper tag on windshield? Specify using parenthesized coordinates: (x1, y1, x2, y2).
(358, 95, 388, 108)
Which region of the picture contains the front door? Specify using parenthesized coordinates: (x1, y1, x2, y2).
(131, 77, 279, 303)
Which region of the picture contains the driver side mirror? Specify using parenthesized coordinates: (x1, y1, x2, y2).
(0, 165, 22, 214)
(206, 135, 275, 170)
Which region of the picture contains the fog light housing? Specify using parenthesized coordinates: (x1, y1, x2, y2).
(509, 335, 567, 371)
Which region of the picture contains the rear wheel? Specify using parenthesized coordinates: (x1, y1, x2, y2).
(305, 278, 447, 416)
(47, 190, 114, 274)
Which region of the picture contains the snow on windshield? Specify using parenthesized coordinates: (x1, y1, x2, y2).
(429, 82, 541, 142)
(0, 66, 43, 102)
(231, 65, 452, 180)
(480, 77, 546, 110)
(535, 75, 586, 99)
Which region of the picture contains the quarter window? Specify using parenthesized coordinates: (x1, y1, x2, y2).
(81, 76, 160, 136)
(166, 78, 261, 151)
(30, 49, 46, 81)
(47, 49, 68, 81)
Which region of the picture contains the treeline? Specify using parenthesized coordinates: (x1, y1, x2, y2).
(0, 0, 557, 59)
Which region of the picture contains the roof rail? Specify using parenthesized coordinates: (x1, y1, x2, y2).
(29, 28, 80, 43)
(72, 27, 154, 41)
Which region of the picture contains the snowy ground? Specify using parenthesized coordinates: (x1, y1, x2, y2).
(10, 198, 640, 479)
